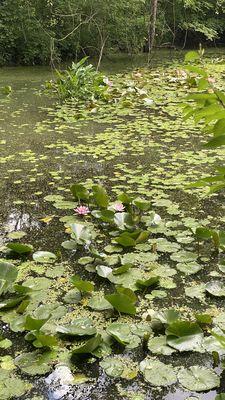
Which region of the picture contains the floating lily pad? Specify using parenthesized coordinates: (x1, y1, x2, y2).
(148, 336, 176, 355)
(33, 251, 57, 264)
(88, 294, 113, 311)
(7, 231, 26, 240)
(7, 243, 33, 255)
(78, 256, 94, 265)
(57, 318, 96, 336)
(53, 200, 76, 209)
(107, 323, 140, 348)
(0, 261, 17, 295)
(140, 359, 177, 386)
(0, 339, 12, 349)
(166, 321, 203, 352)
(176, 262, 202, 275)
(63, 289, 81, 304)
(100, 357, 124, 378)
(0, 373, 32, 399)
(96, 265, 112, 278)
(185, 284, 206, 300)
(15, 351, 55, 375)
(170, 251, 198, 263)
(178, 366, 220, 391)
(44, 195, 64, 202)
(72, 334, 102, 355)
(206, 281, 225, 297)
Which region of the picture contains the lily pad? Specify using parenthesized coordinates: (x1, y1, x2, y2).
(70, 275, 94, 292)
(100, 357, 124, 378)
(176, 262, 202, 275)
(206, 281, 225, 297)
(166, 321, 203, 352)
(170, 251, 198, 263)
(105, 291, 136, 315)
(107, 323, 140, 348)
(57, 318, 96, 336)
(7, 243, 33, 254)
(148, 336, 176, 355)
(88, 294, 113, 311)
(33, 251, 57, 264)
(7, 231, 26, 240)
(72, 334, 102, 355)
(63, 289, 81, 304)
(178, 366, 220, 391)
(15, 351, 55, 375)
(0, 261, 17, 295)
(139, 359, 177, 386)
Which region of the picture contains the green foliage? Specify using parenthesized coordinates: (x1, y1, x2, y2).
(49, 58, 109, 102)
(105, 287, 137, 315)
(70, 275, 94, 293)
(0, 1, 225, 66)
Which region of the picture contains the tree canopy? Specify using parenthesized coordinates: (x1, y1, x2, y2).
(0, 0, 225, 65)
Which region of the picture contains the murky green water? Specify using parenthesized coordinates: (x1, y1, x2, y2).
(1, 50, 225, 400)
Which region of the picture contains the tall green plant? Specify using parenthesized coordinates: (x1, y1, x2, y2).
(48, 57, 109, 102)
(183, 49, 225, 251)
(183, 49, 225, 194)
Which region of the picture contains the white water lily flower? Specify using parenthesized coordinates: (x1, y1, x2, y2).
(152, 213, 161, 226)
(45, 365, 74, 386)
(144, 98, 154, 106)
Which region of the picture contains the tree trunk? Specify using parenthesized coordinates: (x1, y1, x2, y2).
(148, 0, 158, 53)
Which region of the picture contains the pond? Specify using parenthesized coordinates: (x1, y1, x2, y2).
(1, 49, 225, 400)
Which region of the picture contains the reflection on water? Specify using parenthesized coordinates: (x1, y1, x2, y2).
(165, 389, 217, 400)
(4, 210, 40, 232)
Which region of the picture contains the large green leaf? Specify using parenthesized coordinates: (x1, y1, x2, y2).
(0, 262, 17, 295)
(136, 276, 159, 289)
(57, 318, 96, 336)
(33, 251, 57, 264)
(15, 351, 55, 375)
(70, 183, 89, 200)
(185, 51, 200, 62)
(0, 295, 26, 310)
(140, 359, 177, 386)
(205, 135, 225, 148)
(7, 243, 33, 254)
(105, 292, 136, 315)
(70, 275, 94, 292)
(206, 281, 225, 297)
(24, 315, 49, 331)
(92, 185, 109, 208)
(114, 212, 134, 230)
(92, 209, 114, 223)
(115, 233, 136, 247)
(166, 321, 203, 352)
(107, 323, 135, 346)
(178, 366, 220, 391)
(72, 334, 102, 355)
(133, 198, 151, 211)
(32, 333, 58, 348)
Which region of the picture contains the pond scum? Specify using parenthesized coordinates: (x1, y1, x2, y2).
(1, 51, 225, 399)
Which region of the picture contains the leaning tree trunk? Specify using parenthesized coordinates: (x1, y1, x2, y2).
(148, 0, 158, 53)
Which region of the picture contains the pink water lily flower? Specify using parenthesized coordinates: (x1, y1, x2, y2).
(208, 77, 216, 84)
(74, 205, 90, 216)
(114, 202, 125, 212)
